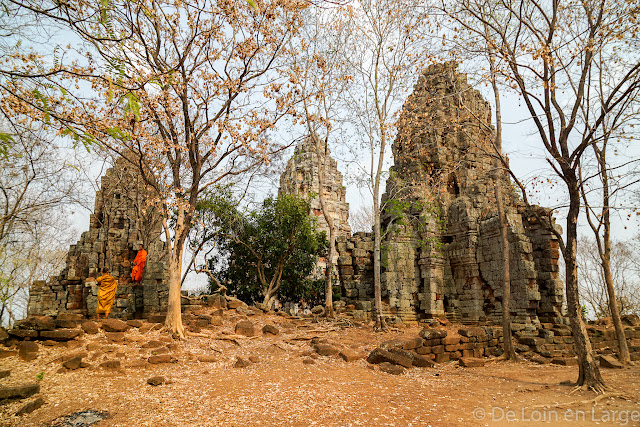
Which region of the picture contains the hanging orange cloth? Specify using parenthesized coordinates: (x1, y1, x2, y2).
(131, 249, 148, 282)
(96, 273, 118, 315)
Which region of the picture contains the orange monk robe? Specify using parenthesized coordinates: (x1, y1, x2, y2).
(96, 273, 118, 315)
(131, 249, 147, 282)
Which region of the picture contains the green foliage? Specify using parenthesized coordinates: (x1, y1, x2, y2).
(36, 371, 44, 381)
(203, 193, 327, 305)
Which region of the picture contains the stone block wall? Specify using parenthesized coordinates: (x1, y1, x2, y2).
(28, 157, 168, 319)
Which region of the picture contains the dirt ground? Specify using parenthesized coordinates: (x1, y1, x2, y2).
(1, 313, 639, 427)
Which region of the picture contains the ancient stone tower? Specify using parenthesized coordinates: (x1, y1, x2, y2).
(279, 135, 351, 238)
(28, 157, 168, 319)
(336, 63, 565, 328)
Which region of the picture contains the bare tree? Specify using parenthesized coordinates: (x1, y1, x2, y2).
(448, 0, 640, 391)
(342, 0, 434, 330)
(0, 124, 82, 325)
(12, 0, 307, 338)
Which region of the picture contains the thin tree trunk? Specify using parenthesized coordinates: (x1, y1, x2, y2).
(597, 146, 631, 364)
(372, 144, 387, 331)
(313, 134, 336, 318)
(565, 182, 606, 391)
(485, 26, 517, 360)
(163, 207, 185, 339)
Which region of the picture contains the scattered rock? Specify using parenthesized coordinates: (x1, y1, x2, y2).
(16, 397, 45, 416)
(81, 321, 99, 335)
(55, 319, 78, 329)
(599, 355, 624, 369)
(101, 318, 129, 332)
(551, 357, 578, 366)
(42, 340, 57, 346)
(210, 316, 223, 326)
(148, 355, 172, 364)
(459, 357, 486, 368)
(141, 340, 163, 349)
(40, 329, 82, 341)
(18, 341, 39, 361)
(0, 383, 40, 400)
(234, 357, 251, 368)
(98, 360, 121, 369)
(378, 362, 405, 375)
(366, 348, 412, 368)
(63, 356, 84, 370)
(126, 320, 144, 328)
(262, 325, 279, 336)
(339, 348, 362, 362)
(249, 355, 260, 363)
(531, 356, 551, 365)
(147, 376, 166, 386)
(14, 316, 56, 331)
(235, 320, 256, 337)
(0, 349, 17, 359)
(314, 343, 340, 357)
(0, 370, 9, 379)
(8, 329, 38, 339)
(302, 358, 316, 365)
(0, 327, 9, 342)
(311, 305, 325, 315)
(197, 355, 217, 363)
(226, 298, 246, 310)
(412, 354, 436, 368)
(419, 328, 447, 340)
(105, 332, 125, 343)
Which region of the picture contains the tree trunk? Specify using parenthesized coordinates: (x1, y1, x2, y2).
(598, 149, 631, 364)
(164, 207, 186, 339)
(372, 191, 386, 331)
(484, 33, 517, 360)
(565, 182, 606, 391)
(313, 134, 336, 318)
(495, 183, 517, 360)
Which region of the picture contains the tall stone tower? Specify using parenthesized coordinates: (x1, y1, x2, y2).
(279, 135, 351, 238)
(378, 62, 565, 325)
(28, 157, 168, 319)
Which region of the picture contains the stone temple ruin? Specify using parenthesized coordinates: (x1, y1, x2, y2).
(280, 62, 566, 330)
(28, 158, 168, 320)
(27, 63, 565, 332)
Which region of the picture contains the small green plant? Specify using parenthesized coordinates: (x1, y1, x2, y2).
(36, 371, 45, 381)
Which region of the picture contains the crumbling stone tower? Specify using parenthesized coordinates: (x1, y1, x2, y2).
(279, 135, 351, 238)
(28, 157, 168, 319)
(379, 62, 565, 326)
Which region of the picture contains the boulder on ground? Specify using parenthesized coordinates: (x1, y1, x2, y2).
(63, 356, 84, 370)
(148, 354, 173, 364)
(459, 357, 486, 367)
(101, 318, 129, 332)
(234, 357, 251, 368)
(366, 348, 412, 368)
(98, 360, 121, 369)
(126, 320, 144, 328)
(599, 355, 624, 369)
(262, 325, 279, 336)
(18, 341, 39, 361)
(81, 321, 99, 335)
(16, 396, 44, 416)
(0, 370, 10, 379)
(40, 329, 82, 341)
(314, 343, 340, 357)
(551, 357, 578, 366)
(235, 320, 256, 337)
(378, 362, 405, 375)
(339, 349, 362, 362)
(141, 340, 163, 349)
(14, 316, 56, 331)
(197, 355, 217, 363)
(227, 298, 247, 310)
(147, 376, 166, 386)
(0, 383, 40, 399)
